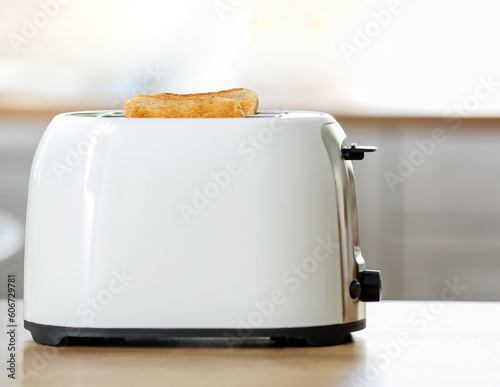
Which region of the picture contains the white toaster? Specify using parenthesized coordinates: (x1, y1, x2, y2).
(24, 110, 381, 346)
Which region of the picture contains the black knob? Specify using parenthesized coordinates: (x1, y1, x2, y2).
(358, 270, 382, 302)
(349, 280, 362, 300)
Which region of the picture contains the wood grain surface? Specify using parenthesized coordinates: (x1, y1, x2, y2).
(1, 300, 499, 386)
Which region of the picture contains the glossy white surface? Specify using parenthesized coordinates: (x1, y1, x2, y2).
(24, 111, 363, 329)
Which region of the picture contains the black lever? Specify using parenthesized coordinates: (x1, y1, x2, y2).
(342, 143, 377, 160)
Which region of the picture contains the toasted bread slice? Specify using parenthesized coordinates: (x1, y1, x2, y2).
(125, 95, 245, 118)
(152, 88, 259, 115)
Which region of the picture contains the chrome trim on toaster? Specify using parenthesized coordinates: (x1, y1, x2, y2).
(321, 122, 365, 324)
(346, 163, 366, 275)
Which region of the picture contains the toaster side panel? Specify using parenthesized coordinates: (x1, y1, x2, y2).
(24, 114, 112, 325)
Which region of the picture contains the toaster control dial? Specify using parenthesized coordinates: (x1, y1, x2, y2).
(357, 270, 382, 302)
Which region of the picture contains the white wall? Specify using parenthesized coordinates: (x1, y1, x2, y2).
(2, 0, 500, 116)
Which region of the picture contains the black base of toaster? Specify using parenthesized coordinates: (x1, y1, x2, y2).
(25, 319, 366, 347)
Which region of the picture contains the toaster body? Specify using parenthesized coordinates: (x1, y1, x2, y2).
(24, 110, 381, 346)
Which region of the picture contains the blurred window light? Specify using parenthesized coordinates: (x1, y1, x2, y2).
(1, 0, 500, 116)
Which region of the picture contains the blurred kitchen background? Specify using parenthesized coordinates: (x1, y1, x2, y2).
(1, 0, 499, 300)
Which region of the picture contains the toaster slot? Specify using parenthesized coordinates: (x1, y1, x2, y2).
(67, 111, 125, 118)
(68, 112, 114, 117)
(99, 111, 126, 118)
(70, 111, 286, 118)
(245, 113, 286, 118)
(99, 110, 125, 118)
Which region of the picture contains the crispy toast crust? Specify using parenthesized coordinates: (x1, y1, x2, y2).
(124, 88, 258, 118)
(152, 88, 259, 115)
(125, 95, 245, 118)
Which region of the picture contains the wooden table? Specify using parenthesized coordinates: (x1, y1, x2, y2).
(1, 300, 499, 386)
